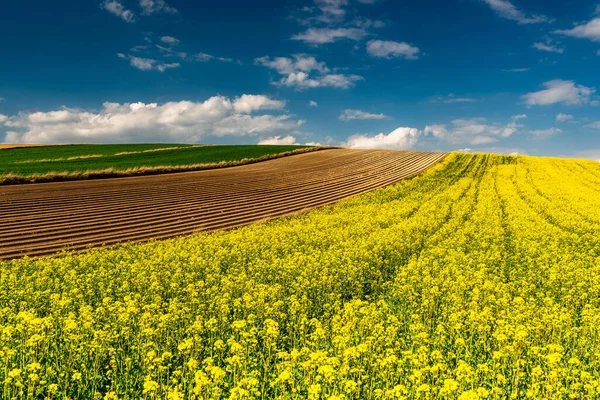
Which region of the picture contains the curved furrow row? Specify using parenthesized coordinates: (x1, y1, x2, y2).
(0, 149, 378, 205)
(1, 161, 439, 259)
(0, 151, 422, 233)
(0, 149, 447, 259)
(0, 153, 389, 212)
(0, 152, 433, 246)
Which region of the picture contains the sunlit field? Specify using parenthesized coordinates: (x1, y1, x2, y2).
(2, 153, 600, 399)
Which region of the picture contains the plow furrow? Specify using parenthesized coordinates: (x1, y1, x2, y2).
(0, 149, 447, 259)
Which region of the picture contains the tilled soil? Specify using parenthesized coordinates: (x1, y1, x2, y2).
(0, 149, 447, 260)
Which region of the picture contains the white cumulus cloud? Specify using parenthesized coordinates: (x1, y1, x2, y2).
(101, 1, 135, 22)
(366, 40, 420, 59)
(346, 127, 421, 149)
(139, 0, 177, 15)
(292, 27, 367, 44)
(0, 114, 7, 124)
(556, 113, 574, 122)
(255, 55, 329, 75)
(481, 0, 550, 24)
(232, 95, 286, 114)
(555, 18, 600, 42)
(339, 109, 389, 121)
(258, 135, 298, 145)
(309, 100, 319, 107)
(117, 53, 180, 72)
(2, 96, 303, 144)
(255, 55, 362, 90)
(424, 116, 523, 145)
(277, 72, 362, 89)
(302, 0, 379, 25)
(160, 36, 179, 45)
(521, 80, 596, 106)
(532, 42, 564, 53)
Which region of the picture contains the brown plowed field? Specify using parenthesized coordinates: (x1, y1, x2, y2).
(0, 149, 447, 260)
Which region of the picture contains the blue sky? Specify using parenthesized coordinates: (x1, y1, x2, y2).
(0, 0, 599, 158)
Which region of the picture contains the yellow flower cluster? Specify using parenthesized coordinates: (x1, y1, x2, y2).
(2, 153, 600, 399)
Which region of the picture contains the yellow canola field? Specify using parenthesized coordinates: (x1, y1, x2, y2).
(2, 153, 600, 399)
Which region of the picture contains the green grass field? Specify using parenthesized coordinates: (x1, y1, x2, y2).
(0, 144, 313, 184)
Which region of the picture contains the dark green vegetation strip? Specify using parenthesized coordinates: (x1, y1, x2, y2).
(0, 144, 323, 185)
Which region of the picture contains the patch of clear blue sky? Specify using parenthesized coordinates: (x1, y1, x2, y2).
(0, 0, 599, 157)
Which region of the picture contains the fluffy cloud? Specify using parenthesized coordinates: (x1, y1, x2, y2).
(139, 0, 177, 15)
(292, 27, 367, 44)
(255, 55, 362, 90)
(309, 100, 319, 107)
(556, 113, 574, 122)
(346, 127, 421, 149)
(532, 42, 564, 53)
(2, 96, 303, 144)
(278, 72, 362, 89)
(312, 0, 348, 22)
(339, 109, 389, 121)
(528, 127, 562, 138)
(101, 1, 135, 22)
(481, 0, 549, 24)
(258, 135, 298, 145)
(160, 36, 179, 45)
(555, 18, 600, 42)
(302, 0, 379, 24)
(255, 55, 329, 75)
(345, 115, 526, 149)
(117, 54, 180, 72)
(231, 95, 286, 113)
(0, 114, 7, 124)
(366, 40, 420, 59)
(521, 80, 596, 106)
(424, 116, 523, 145)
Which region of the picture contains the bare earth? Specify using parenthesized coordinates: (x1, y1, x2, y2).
(0, 149, 447, 260)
